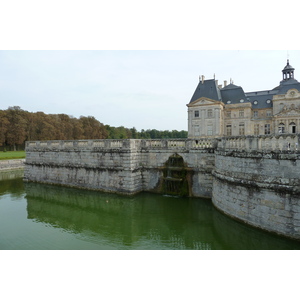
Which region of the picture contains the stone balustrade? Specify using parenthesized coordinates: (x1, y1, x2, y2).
(26, 134, 300, 153)
(218, 134, 300, 152)
(26, 138, 219, 152)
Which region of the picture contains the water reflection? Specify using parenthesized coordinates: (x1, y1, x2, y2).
(25, 182, 216, 249)
(24, 182, 300, 250)
(0, 169, 24, 181)
(0, 169, 24, 197)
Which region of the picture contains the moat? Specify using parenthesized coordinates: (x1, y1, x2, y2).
(1, 170, 300, 250)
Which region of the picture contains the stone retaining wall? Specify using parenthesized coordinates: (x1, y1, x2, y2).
(212, 150, 300, 240)
(25, 139, 216, 197)
(0, 159, 25, 170)
(25, 135, 300, 240)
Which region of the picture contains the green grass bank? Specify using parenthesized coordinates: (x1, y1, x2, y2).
(0, 151, 26, 160)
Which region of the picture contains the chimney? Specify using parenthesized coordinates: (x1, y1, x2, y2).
(224, 80, 227, 87)
(201, 75, 205, 84)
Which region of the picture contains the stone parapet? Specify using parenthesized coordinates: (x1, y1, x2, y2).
(218, 134, 300, 151)
(26, 138, 218, 152)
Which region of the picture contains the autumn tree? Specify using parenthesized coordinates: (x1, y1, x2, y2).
(1, 106, 187, 150)
(5, 106, 27, 151)
(0, 110, 9, 147)
(79, 116, 108, 139)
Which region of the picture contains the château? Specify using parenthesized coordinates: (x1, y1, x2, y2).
(187, 60, 300, 137)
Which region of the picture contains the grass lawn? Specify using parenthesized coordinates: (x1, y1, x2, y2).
(0, 151, 26, 160)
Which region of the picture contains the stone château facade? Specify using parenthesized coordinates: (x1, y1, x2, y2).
(187, 60, 300, 138)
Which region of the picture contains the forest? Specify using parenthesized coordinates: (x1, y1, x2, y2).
(0, 106, 187, 151)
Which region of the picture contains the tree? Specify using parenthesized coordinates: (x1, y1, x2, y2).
(0, 110, 9, 147)
(79, 116, 108, 139)
(5, 107, 27, 151)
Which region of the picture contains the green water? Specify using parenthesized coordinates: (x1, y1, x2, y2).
(1, 170, 300, 250)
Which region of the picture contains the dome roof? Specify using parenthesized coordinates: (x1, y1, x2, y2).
(283, 59, 295, 71)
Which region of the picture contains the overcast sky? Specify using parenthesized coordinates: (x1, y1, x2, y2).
(1, 2, 299, 132)
(1, 50, 300, 131)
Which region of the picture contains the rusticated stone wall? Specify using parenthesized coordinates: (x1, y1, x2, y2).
(0, 159, 25, 170)
(212, 149, 300, 240)
(24, 138, 216, 197)
(25, 139, 143, 195)
(25, 134, 300, 240)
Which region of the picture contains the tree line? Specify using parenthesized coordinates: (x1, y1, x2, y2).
(0, 106, 187, 151)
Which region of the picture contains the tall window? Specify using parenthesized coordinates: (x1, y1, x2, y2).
(226, 111, 231, 118)
(207, 125, 213, 136)
(265, 124, 270, 135)
(194, 110, 199, 118)
(253, 111, 258, 118)
(207, 109, 213, 118)
(239, 110, 244, 117)
(194, 125, 200, 136)
(226, 125, 232, 136)
(239, 123, 245, 135)
(266, 110, 272, 117)
(254, 124, 259, 135)
(278, 123, 285, 134)
(290, 122, 296, 134)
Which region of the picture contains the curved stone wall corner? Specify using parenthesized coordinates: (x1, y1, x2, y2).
(212, 151, 300, 240)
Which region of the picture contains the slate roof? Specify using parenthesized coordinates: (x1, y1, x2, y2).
(245, 90, 277, 109)
(189, 61, 300, 109)
(247, 79, 300, 109)
(220, 83, 249, 104)
(277, 78, 300, 94)
(189, 79, 222, 103)
(189, 76, 300, 109)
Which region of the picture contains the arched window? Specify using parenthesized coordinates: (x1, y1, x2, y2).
(289, 122, 296, 134)
(278, 123, 285, 134)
